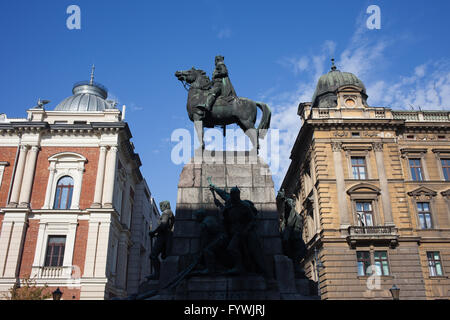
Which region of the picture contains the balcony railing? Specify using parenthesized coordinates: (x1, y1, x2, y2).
(33, 266, 72, 279)
(347, 226, 398, 248)
(348, 226, 396, 235)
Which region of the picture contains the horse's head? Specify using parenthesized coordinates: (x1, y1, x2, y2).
(175, 67, 211, 87)
(175, 67, 199, 84)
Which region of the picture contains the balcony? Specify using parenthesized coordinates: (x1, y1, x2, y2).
(346, 226, 398, 248)
(31, 266, 73, 279)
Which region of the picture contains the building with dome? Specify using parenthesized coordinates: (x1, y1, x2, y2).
(0, 70, 160, 299)
(280, 60, 450, 299)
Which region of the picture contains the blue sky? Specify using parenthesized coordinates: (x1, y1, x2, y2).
(1, 0, 450, 210)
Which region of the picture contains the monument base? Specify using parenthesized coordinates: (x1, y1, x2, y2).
(138, 151, 318, 300)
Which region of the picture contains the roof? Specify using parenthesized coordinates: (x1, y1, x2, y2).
(311, 61, 367, 108)
(54, 81, 116, 112)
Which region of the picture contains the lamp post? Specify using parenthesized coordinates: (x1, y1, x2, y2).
(52, 288, 63, 300)
(389, 284, 400, 300)
(314, 247, 324, 299)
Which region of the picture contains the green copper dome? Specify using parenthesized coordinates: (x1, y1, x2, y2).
(311, 60, 368, 108)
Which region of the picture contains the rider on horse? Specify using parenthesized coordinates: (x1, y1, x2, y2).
(199, 55, 237, 112)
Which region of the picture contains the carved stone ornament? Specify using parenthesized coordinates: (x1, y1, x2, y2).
(331, 142, 343, 152)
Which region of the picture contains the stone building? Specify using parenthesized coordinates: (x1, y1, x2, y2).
(0, 73, 159, 299)
(281, 62, 450, 300)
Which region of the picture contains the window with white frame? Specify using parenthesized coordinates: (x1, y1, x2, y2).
(31, 216, 78, 279)
(44, 236, 66, 267)
(42, 152, 86, 210)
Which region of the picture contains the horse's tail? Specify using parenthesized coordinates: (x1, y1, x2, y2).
(256, 102, 271, 139)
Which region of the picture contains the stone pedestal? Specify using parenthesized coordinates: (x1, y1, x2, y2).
(139, 151, 316, 300)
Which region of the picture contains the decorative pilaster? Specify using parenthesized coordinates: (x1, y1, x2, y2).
(115, 233, 130, 291)
(102, 146, 118, 208)
(0, 212, 28, 278)
(373, 142, 394, 225)
(92, 146, 107, 208)
(8, 145, 29, 207)
(42, 162, 56, 209)
(71, 164, 85, 209)
(18, 146, 40, 208)
(331, 142, 350, 227)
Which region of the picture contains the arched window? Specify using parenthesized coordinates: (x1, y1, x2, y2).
(53, 176, 74, 209)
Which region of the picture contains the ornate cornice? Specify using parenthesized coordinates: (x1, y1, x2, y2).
(441, 189, 450, 198)
(407, 186, 437, 198)
(347, 183, 381, 195)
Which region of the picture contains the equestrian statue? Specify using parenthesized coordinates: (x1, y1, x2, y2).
(175, 55, 271, 152)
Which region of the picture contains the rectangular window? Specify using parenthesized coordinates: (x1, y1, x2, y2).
(441, 159, 450, 181)
(356, 202, 374, 226)
(409, 158, 424, 181)
(427, 252, 444, 277)
(417, 202, 433, 229)
(44, 236, 66, 267)
(351, 157, 367, 180)
(357, 251, 371, 276)
(374, 251, 390, 276)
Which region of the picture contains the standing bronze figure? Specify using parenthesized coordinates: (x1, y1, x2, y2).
(277, 189, 307, 278)
(147, 201, 175, 280)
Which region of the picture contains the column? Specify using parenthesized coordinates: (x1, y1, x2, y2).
(42, 162, 56, 209)
(8, 145, 29, 207)
(332, 142, 350, 227)
(102, 146, 118, 208)
(18, 146, 39, 208)
(92, 146, 107, 208)
(71, 164, 85, 209)
(373, 142, 394, 225)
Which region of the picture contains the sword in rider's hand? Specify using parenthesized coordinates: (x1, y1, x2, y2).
(207, 176, 217, 200)
(208, 176, 224, 209)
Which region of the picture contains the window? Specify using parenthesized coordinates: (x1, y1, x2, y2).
(427, 252, 443, 277)
(417, 202, 433, 229)
(356, 202, 374, 226)
(409, 159, 424, 181)
(351, 157, 367, 180)
(374, 251, 390, 276)
(357, 251, 371, 276)
(441, 159, 450, 181)
(44, 236, 66, 267)
(53, 176, 74, 209)
(43, 152, 86, 210)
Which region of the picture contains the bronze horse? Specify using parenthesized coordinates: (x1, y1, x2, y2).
(175, 67, 271, 151)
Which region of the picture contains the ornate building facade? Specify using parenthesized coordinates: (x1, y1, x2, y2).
(281, 63, 450, 299)
(0, 74, 160, 299)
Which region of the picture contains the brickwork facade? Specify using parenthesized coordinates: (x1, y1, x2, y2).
(0, 81, 158, 300)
